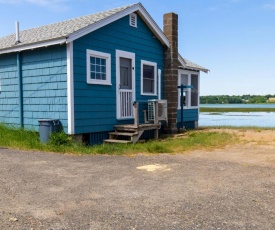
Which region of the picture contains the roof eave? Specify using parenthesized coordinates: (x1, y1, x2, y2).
(200, 68, 209, 74)
(178, 54, 209, 73)
(178, 54, 186, 67)
(179, 66, 209, 73)
(136, 3, 170, 47)
(0, 37, 66, 55)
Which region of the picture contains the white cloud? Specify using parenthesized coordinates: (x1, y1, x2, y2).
(0, 0, 70, 11)
(264, 2, 275, 10)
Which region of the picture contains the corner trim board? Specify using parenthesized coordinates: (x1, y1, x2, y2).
(67, 42, 74, 134)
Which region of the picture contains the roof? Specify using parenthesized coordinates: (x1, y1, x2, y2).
(178, 54, 209, 73)
(0, 3, 169, 54)
(0, 4, 133, 51)
(0, 3, 208, 73)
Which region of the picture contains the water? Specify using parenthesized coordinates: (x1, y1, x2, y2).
(201, 104, 275, 109)
(199, 104, 275, 127)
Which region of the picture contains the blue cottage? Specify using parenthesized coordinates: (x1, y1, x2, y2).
(0, 3, 208, 144)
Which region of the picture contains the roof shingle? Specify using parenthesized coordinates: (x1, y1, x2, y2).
(0, 3, 208, 72)
(0, 4, 135, 51)
(179, 54, 209, 73)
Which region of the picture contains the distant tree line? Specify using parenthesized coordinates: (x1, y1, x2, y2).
(200, 94, 275, 104)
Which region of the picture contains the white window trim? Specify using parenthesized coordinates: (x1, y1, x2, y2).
(129, 13, 137, 28)
(178, 69, 200, 110)
(86, 49, 111, 85)
(141, 60, 157, 96)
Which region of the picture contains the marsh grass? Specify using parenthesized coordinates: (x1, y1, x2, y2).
(0, 123, 236, 155)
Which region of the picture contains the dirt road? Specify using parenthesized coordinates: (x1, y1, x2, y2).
(1, 129, 275, 229)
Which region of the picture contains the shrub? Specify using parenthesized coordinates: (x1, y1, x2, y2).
(49, 131, 71, 146)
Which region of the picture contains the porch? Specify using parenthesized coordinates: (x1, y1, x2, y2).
(104, 101, 166, 144)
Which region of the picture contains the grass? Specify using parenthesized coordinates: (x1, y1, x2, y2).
(200, 107, 275, 113)
(0, 123, 236, 155)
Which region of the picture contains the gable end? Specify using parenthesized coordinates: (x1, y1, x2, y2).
(67, 3, 169, 47)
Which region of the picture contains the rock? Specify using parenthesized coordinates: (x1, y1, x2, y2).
(9, 217, 18, 222)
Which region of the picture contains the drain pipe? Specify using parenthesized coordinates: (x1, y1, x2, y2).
(15, 21, 23, 127)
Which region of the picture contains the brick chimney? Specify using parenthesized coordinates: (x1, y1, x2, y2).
(163, 13, 178, 133)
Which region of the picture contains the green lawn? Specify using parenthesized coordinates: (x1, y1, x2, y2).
(0, 124, 236, 155)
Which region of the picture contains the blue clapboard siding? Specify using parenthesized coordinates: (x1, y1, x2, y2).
(177, 109, 199, 129)
(177, 109, 199, 122)
(0, 53, 19, 126)
(0, 45, 68, 131)
(73, 14, 164, 134)
(22, 45, 68, 131)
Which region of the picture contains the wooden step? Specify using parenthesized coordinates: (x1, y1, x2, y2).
(103, 139, 132, 144)
(107, 123, 160, 144)
(109, 132, 138, 137)
(114, 124, 160, 132)
(114, 127, 138, 132)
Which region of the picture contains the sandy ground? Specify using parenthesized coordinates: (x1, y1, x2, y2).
(1, 129, 275, 229)
(204, 129, 275, 167)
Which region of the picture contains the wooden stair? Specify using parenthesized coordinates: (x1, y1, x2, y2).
(104, 124, 160, 144)
(103, 139, 132, 144)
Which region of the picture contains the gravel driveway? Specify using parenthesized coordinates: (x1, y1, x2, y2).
(1, 136, 275, 229)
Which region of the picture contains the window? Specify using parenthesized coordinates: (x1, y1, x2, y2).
(178, 70, 199, 108)
(86, 50, 111, 85)
(179, 74, 189, 107)
(129, 13, 137, 27)
(141, 60, 157, 95)
(191, 74, 199, 107)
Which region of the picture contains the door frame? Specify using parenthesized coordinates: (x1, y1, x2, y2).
(116, 49, 136, 119)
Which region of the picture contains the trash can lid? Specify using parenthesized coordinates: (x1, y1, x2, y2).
(38, 119, 60, 123)
(38, 119, 59, 121)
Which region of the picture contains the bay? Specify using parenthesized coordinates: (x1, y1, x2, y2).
(199, 104, 275, 127)
(200, 104, 275, 109)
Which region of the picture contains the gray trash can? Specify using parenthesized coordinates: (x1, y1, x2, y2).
(38, 119, 60, 143)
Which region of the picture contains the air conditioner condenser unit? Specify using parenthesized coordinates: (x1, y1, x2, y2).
(148, 100, 168, 123)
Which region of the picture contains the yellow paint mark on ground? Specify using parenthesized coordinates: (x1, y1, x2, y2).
(136, 164, 171, 172)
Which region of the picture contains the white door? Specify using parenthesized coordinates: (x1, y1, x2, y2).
(116, 50, 135, 119)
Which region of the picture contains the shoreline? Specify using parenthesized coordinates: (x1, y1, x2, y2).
(200, 107, 275, 112)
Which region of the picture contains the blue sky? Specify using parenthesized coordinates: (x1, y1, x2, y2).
(0, 0, 275, 96)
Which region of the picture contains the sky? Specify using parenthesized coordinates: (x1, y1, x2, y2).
(0, 0, 275, 96)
